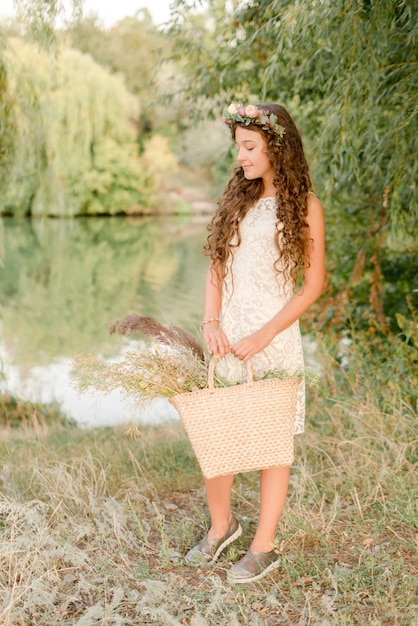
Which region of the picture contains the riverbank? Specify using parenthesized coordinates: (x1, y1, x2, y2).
(1, 340, 416, 625)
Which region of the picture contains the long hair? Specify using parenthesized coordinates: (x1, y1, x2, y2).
(204, 103, 312, 284)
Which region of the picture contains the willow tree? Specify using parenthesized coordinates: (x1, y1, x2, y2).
(66, 12, 164, 112)
(0, 0, 81, 209)
(1, 38, 157, 216)
(170, 0, 417, 329)
(12, 0, 82, 41)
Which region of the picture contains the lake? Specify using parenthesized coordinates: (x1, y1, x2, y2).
(0, 215, 210, 427)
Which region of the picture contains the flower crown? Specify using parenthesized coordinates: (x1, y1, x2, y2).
(221, 103, 285, 147)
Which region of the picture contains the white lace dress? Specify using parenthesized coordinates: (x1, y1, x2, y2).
(216, 196, 305, 434)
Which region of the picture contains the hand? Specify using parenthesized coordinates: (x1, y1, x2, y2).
(231, 327, 275, 362)
(203, 324, 231, 358)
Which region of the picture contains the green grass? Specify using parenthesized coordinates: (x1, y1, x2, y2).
(0, 340, 416, 625)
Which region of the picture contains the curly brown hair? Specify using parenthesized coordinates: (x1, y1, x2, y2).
(204, 103, 312, 284)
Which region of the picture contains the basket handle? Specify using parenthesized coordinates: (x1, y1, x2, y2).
(208, 356, 255, 391)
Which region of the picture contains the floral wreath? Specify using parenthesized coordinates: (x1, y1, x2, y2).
(221, 102, 285, 147)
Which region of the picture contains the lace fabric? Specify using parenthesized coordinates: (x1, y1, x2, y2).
(216, 197, 305, 434)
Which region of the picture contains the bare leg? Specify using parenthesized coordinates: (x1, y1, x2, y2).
(204, 474, 235, 538)
(250, 466, 290, 552)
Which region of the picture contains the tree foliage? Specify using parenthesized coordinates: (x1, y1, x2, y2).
(65, 12, 168, 143)
(66, 13, 162, 97)
(172, 0, 416, 224)
(170, 0, 418, 329)
(13, 0, 82, 44)
(1, 38, 156, 216)
(0, 2, 183, 218)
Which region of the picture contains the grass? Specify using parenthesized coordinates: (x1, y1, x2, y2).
(0, 341, 416, 625)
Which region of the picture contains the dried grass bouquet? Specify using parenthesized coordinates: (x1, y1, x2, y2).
(73, 314, 208, 405)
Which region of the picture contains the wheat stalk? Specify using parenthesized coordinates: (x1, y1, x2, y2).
(109, 314, 205, 361)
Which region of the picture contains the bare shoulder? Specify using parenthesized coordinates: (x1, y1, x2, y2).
(307, 191, 322, 209)
(306, 191, 324, 222)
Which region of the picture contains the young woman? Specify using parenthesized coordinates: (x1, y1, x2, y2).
(185, 103, 325, 583)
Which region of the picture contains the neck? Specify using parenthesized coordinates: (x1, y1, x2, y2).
(261, 185, 276, 198)
(261, 173, 276, 197)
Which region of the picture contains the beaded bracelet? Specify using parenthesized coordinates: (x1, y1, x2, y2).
(200, 317, 220, 329)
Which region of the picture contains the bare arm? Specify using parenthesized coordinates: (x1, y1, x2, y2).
(232, 193, 326, 362)
(202, 261, 231, 357)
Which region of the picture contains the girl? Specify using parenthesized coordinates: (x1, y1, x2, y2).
(185, 102, 325, 583)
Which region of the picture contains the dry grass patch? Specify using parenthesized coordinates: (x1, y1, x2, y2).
(0, 350, 416, 624)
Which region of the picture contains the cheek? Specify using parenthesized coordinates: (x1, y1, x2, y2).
(261, 153, 272, 168)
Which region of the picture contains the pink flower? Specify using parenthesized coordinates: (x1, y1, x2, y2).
(245, 105, 259, 118)
(237, 106, 245, 116)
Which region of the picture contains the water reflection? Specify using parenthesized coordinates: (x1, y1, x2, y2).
(0, 215, 209, 426)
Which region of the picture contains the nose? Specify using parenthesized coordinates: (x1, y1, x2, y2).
(237, 148, 246, 163)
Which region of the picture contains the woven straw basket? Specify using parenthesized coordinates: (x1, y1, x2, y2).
(169, 357, 299, 479)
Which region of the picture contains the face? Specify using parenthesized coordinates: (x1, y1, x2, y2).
(235, 126, 274, 186)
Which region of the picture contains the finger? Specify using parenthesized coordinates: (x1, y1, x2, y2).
(219, 344, 230, 358)
(205, 331, 218, 353)
(205, 338, 214, 355)
(209, 337, 220, 356)
(231, 342, 244, 357)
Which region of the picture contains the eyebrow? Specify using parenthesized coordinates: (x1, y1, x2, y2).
(236, 139, 257, 146)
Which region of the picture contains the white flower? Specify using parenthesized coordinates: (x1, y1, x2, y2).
(227, 103, 238, 115)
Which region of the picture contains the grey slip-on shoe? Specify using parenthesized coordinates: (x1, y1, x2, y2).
(185, 514, 242, 567)
(227, 549, 280, 583)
